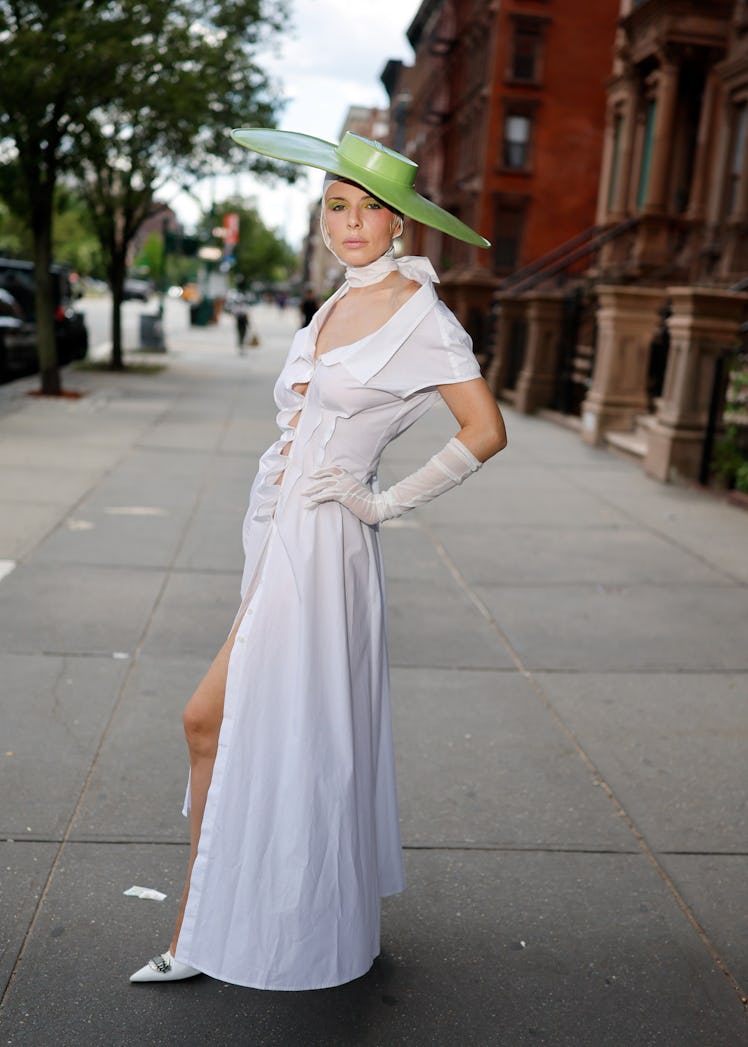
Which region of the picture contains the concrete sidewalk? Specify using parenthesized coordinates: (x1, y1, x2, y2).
(0, 301, 746, 1046)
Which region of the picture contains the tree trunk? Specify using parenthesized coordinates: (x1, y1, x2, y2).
(109, 252, 126, 371)
(32, 206, 60, 395)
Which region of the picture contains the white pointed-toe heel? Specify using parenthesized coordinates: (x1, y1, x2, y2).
(129, 949, 200, 983)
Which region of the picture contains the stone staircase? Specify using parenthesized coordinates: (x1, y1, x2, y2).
(604, 412, 655, 462)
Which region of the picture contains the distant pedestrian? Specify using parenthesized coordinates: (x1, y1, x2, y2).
(300, 286, 318, 327)
(130, 128, 506, 992)
(235, 307, 249, 354)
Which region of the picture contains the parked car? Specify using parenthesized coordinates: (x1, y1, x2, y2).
(123, 278, 152, 301)
(0, 287, 38, 382)
(224, 289, 259, 314)
(223, 289, 244, 315)
(0, 258, 89, 379)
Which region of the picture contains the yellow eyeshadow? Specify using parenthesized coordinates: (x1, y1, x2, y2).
(325, 196, 379, 207)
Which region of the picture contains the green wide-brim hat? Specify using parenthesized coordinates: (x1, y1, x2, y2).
(231, 128, 490, 249)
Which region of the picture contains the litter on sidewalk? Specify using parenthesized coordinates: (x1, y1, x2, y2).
(123, 885, 167, 902)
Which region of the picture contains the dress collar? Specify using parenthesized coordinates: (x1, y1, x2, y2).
(324, 279, 438, 384)
(294, 258, 440, 382)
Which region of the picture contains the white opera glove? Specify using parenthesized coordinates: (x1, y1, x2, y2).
(303, 437, 481, 525)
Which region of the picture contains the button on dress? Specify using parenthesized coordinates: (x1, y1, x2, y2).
(175, 262, 481, 990)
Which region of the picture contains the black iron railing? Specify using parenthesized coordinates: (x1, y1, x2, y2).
(499, 217, 640, 295)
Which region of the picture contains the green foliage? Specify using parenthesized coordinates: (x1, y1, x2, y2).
(0, 198, 32, 257)
(713, 425, 745, 487)
(135, 233, 165, 282)
(53, 190, 105, 277)
(0, 184, 105, 275)
(735, 461, 748, 494)
(731, 366, 748, 400)
(166, 254, 200, 287)
(711, 352, 748, 490)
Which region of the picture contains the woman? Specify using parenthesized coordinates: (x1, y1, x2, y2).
(130, 130, 506, 990)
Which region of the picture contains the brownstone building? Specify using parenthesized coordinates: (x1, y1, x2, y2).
(596, 0, 746, 284)
(381, 0, 620, 354)
(484, 0, 748, 486)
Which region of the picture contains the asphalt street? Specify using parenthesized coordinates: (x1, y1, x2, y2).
(0, 298, 746, 1046)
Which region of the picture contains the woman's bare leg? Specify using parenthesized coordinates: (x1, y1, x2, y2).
(169, 623, 240, 955)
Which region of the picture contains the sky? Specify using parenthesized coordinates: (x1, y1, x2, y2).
(169, 0, 424, 248)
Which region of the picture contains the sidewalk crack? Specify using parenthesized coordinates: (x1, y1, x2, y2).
(418, 517, 748, 1010)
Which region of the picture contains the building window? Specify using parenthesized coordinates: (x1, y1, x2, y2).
(510, 24, 543, 83)
(726, 102, 748, 217)
(636, 98, 657, 210)
(493, 194, 528, 271)
(503, 112, 533, 170)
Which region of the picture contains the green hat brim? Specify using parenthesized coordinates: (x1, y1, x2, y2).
(231, 128, 490, 249)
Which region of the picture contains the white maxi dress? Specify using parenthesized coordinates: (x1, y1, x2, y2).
(175, 259, 481, 990)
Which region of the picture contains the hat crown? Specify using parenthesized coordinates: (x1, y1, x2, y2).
(336, 133, 417, 189)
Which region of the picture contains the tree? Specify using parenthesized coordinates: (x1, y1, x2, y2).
(75, 0, 293, 369)
(0, 1, 291, 389)
(0, 2, 149, 392)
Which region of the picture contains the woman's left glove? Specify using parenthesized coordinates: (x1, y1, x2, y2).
(303, 437, 481, 525)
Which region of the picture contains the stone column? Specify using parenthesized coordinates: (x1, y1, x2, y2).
(644, 287, 748, 482)
(685, 69, 721, 222)
(598, 80, 640, 271)
(514, 292, 565, 414)
(633, 61, 681, 270)
(610, 78, 638, 220)
(440, 267, 499, 364)
(485, 294, 528, 396)
(730, 128, 748, 226)
(705, 96, 733, 230)
(643, 60, 680, 214)
(581, 285, 665, 445)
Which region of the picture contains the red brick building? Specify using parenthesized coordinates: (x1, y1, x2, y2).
(382, 0, 620, 352)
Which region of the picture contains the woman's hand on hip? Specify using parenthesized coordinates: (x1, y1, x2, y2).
(304, 468, 384, 525)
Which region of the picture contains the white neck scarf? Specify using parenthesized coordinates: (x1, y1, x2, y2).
(338, 248, 439, 288)
(342, 249, 439, 288)
(343, 248, 399, 287)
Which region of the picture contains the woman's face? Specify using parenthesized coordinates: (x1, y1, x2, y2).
(323, 181, 400, 266)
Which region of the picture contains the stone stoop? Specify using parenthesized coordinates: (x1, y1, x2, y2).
(537, 407, 583, 433)
(604, 412, 655, 462)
